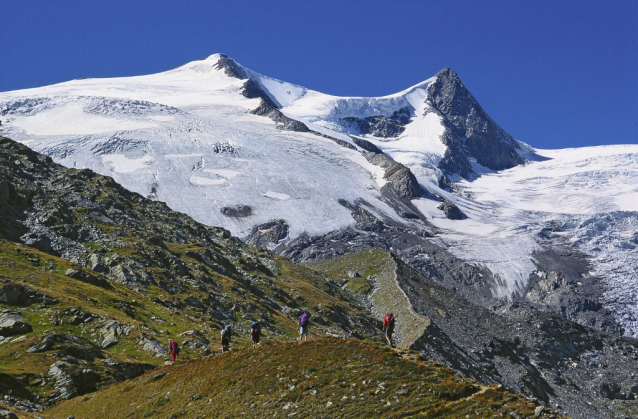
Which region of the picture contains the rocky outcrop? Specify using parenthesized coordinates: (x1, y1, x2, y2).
(0, 410, 18, 419)
(213, 54, 248, 80)
(0, 311, 32, 337)
(64, 268, 113, 289)
(438, 201, 465, 220)
(427, 68, 526, 178)
(241, 79, 310, 132)
(220, 204, 252, 218)
(245, 219, 289, 249)
(365, 152, 424, 200)
(0, 283, 57, 306)
(340, 107, 411, 138)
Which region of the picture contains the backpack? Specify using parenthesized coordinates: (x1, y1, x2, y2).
(251, 321, 261, 334)
(299, 313, 308, 326)
(222, 326, 231, 340)
(383, 313, 395, 329)
(170, 340, 180, 355)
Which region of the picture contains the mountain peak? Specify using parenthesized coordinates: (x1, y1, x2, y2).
(212, 53, 248, 79)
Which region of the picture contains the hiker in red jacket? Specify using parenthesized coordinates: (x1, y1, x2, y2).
(169, 340, 180, 363)
(383, 313, 395, 347)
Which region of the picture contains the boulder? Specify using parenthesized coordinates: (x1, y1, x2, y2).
(0, 283, 57, 307)
(220, 205, 252, 218)
(99, 320, 130, 349)
(139, 336, 166, 357)
(245, 220, 289, 248)
(438, 201, 465, 220)
(48, 361, 102, 402)
(0, 410, 18, 419)
(0, 312, 32, 337)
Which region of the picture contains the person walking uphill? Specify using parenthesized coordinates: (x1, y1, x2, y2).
(250, 321, 261, 348)
(221, 325, 232, 353)
(383, 312, 395, 347)
(169, 339, 180, 363)
(298, 312, 310, 342)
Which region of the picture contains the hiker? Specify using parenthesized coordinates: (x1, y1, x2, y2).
(169, 339, 180, 363)
(298, 312, 310, 342)
(383, 312, 395, 347)
(221, 325, 232, 352)
(250, 321, 262, 348)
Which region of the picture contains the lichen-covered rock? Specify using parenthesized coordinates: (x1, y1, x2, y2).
(139, 336, 167, 357)
(0, 312, 32, 337)
(0, 283, 57, 306)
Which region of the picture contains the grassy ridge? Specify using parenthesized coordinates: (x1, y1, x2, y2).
(44, 338, 563, 419)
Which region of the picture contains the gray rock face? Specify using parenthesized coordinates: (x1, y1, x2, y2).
(0, 283, 57, 307)
(48, 360, 101, 402)
(27, 334, 103, 360)
(100, 320, 131, 349)
(390, 254, 638, 419)
(139, 336, 166, 357)
(241, 79, 310, 132)
(64, 268, 112, 289)
(365, 152, 424, 200)
(437, 201, 465, 220)
(0, 311, 32, 337)
(0, 410, 18, 419)
(220, 205, 252, 218)
(88, 253, 108, 273)
(213, 54, 248, 80)
(245, 220, 289, 249)
(349, 136, 383, 153)
(427, 68, 526, 178)
(340, 107, 410, 138)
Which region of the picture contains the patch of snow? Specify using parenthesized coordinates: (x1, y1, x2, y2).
(189, 176, 226, 186)
(102, 154, 154, 173)
(203, 168, 240, 178)
(262, 191, 290, 200)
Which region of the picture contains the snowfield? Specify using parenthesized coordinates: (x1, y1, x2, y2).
(1, 54, 637, 335)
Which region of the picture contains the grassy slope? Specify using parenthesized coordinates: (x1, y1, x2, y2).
(44, 338, 563, 419)
(0, 238, 381, 405)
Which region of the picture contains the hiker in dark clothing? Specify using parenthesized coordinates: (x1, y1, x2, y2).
(298, 312, 310, 342)
(221, 325, 232, 352)
(250, 321, 262, 348)
(383, 312, 395, 347)
(169, 340, 180, 363)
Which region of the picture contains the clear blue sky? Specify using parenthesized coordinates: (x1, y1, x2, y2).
(1, 0, 636, 149)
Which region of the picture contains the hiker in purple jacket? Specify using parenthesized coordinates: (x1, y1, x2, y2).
(298, 312, 310, 342)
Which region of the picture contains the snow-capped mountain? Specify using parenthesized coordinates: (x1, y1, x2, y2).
(1, 54, 636, 336)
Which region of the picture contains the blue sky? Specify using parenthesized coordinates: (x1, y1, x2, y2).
(1, 0, 636, 149)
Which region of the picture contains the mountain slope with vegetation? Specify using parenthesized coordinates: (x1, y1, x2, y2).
(45, 338, 562, 419)
(0, 136, 381, 410)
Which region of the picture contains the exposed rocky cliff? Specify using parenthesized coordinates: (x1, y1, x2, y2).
(427, 67, 526, 179)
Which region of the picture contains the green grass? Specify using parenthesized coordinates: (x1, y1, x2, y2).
(45, 338, 564, 419)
